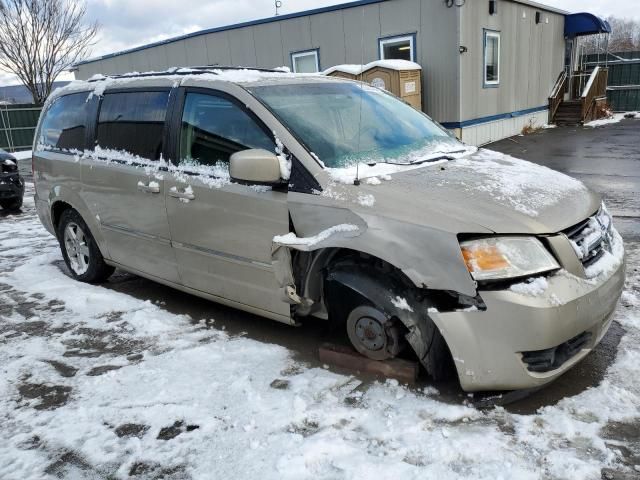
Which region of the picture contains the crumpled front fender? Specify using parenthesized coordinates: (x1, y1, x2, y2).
(281, 194, 478, 297)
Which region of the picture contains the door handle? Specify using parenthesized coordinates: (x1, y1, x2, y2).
(137, 181, 160, 194)
(169, 186, 195, 201)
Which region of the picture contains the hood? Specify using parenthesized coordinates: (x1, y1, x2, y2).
(322, 149, 600, 234)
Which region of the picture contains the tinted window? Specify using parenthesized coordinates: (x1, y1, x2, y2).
(39, 92, 90, 151)
(97, 91, 169, 160)
(179, 92, 274, 166)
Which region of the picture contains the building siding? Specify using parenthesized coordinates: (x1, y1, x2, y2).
(74, 0, 564, 130)
(75, 0, 460, 123)
(458, 0, 564, 123)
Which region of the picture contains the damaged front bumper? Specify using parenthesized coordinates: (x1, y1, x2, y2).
(0, 172, 24, 201)
(430, 237, 626, 392)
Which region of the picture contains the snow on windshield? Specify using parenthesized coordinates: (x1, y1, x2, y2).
(325, 142, 476, 184)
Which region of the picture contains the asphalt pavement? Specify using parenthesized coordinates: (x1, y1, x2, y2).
(8, 118, 639, 413)
(2, 118, 639, 478)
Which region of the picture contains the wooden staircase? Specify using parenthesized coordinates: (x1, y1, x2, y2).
(553, 100, 582, 126)
(548, 67, 609, 126)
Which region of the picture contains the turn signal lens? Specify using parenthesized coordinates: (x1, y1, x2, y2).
(462, 245, 509, 271)
(460, 237, 560, 281)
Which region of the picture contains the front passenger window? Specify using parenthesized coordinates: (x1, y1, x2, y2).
(179, 92, 275, 167)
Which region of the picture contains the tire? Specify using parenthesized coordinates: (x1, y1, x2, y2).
(425, 326, 455, 381)
(57, 209, 114, 283)
(0, 197, 23, 211)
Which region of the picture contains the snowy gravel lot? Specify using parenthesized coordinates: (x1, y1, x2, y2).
(1, 182, 639, 480)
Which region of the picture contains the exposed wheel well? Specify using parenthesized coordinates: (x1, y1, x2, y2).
(51, 201, 73, 232)
(314, 248, 457, 380)
(293, 248, 410, 308)
(292, 247, 480, 315)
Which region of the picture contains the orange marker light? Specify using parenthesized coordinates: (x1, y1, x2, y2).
(462, 245, 509, 272)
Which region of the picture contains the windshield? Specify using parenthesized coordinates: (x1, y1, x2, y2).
(248, 82, 463, 168)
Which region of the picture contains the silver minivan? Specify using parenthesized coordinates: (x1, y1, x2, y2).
(33, 68, 625, 392)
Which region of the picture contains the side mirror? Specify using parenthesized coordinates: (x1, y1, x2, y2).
(229, 149, 282, 184)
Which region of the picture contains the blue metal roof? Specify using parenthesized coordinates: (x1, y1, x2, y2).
(564, 13, 611, 39)
(75, 0, 390, 66)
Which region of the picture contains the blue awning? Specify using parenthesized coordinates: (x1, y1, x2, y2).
(565, 13, 611, 38)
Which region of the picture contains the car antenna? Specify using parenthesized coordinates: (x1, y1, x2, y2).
(354, 7, 365, 186)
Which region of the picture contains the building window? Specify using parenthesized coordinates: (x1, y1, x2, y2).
(379, 34, 415, 62)
(484, 30, 500, 87)
(291, 49, 319, 73)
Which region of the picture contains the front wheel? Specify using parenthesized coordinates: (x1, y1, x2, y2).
(346, 305, 404, 361)
(57, 209, 114, 283)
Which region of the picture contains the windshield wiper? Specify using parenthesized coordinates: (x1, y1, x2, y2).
(409, 155, 454, 165)
(363, 149, 469, 167)
(408, 149, 471, 165)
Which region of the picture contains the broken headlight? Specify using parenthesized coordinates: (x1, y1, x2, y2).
(460, 237, 559, 281)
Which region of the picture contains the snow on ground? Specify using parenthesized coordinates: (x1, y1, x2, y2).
(584, 112, 639, 128)
(1, 185, 639, 479)
(8, 150, 32, 160)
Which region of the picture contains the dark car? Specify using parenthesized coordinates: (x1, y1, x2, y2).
(0, 148, 25, 211)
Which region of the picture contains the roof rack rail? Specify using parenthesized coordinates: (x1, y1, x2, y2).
(191, 65, 283, 73)
(86, 65, 284, 82)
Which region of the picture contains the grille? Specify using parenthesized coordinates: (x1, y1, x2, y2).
(521, 331, 592, 372)
(565, 208, 613, 268)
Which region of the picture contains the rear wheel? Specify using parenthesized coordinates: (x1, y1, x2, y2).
(0, 198, 23, 211)
(57, 209, 114, 283)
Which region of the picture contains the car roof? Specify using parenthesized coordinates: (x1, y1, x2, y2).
(49, 66, 351, 102)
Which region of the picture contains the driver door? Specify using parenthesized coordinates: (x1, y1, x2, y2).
(165, 88, 291, 320)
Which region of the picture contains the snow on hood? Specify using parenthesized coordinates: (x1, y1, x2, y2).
(450, 149, 589, 217)
(322, 148, 598, 234)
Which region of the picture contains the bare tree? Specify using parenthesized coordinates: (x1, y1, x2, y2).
(581, 17, 640, 54)
(606, 17, 640, 52)
(0, 0, 98, 104)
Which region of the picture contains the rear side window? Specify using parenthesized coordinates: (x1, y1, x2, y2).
(96, 91, 169, 160)
(179, 92, 274, 166)
(38, 92, 90, 151)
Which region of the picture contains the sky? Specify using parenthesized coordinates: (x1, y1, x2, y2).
(0, 0, 638, 87)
